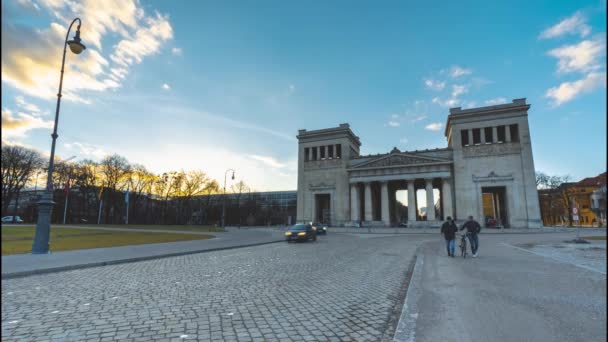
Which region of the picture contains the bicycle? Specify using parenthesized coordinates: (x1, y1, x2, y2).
(459, 233, 467, 258)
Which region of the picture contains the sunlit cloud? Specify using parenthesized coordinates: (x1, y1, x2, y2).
(547, 36, 606, 74)
(432, 96, 460, 108)
(545, 71, 606, 106)
(1, 0, 173, 103)
(442, 65, 472, 78)
(539, 11, 591, 39)
(387, 121, 400, 127)
(451, 84, 468, 97)
(425, 122, 443, 131)
(1, 108, 53, 139)
(162, 83, 171, 90)
(249, 155, 286, 169)
(411, 115, 427, 122)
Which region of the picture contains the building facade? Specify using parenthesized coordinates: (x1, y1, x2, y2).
(297, 98, 542, 228)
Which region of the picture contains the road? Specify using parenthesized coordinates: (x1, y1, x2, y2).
(412, 233, 606, 342)
(2, 232, 605, 341)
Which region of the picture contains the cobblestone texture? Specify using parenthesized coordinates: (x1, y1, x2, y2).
(2, 234, 421, 341)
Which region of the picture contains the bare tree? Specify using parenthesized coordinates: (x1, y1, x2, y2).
(100, 154, 131, 223)
(231, 180, 249, 227)
(1, 145, 44, 217)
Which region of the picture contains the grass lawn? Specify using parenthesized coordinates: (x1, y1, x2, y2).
(1, 226, 213, 255)
(582, 236, 606, 240)
(61, 224, 224, 233)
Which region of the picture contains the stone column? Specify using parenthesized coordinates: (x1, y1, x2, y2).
(381, 182, 390, 226)
(442, 178, 453, 220)
(467, 129, 473, 146)
(505, 125, 511, 142)
(425, 178, 436, 221)
(492, 126, 498, 143)
(350, 184, 360, 222)
(364, 182, 373, 222)
(407, 180, 416, 224)
(307, 148, 312, 161)
(317, 146, 321, 160)
(480, 128, 486, 144)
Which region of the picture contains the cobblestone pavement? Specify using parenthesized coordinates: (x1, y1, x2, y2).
(2, 234, 426, 342)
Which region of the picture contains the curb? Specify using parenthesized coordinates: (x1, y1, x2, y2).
(2, 240, 283, 280)
(393, 254, 424, 342)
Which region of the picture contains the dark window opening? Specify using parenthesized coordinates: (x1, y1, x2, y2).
(328, 145, 334, 159)
(509, 124, 519, 142)
(336, 144, 342, 158)
(461, 129, 469, 147)
(312, 147, 318, 160)
(304, 147, 309, 161)
(472, 128, 481, 145)
(320, 146, 326, 159)
(497, 126, 506, 142)
(484, 127, 493, 144)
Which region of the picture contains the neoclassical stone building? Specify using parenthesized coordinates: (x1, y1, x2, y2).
(296, 98, 542, 228)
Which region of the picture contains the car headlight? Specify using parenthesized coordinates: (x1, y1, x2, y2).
(312, 227, 317, 231)
(322, 227, 327, 230)
(297, 232, 307, 236)
(285, 232, 292, 236)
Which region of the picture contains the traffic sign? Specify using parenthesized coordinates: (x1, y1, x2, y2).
(572, 207, 578, 215)
(573, 215, 579, 221)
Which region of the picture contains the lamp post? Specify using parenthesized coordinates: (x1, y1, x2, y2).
(31, 18, 86, 254)
(221, 169, 235, 229)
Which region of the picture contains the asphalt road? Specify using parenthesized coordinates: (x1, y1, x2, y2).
(413, 233, 606, 342)
(2, 232, 605, 342)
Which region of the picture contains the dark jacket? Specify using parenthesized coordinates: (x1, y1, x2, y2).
(460, 220, 481, 234)
(441, 221, 458, 240)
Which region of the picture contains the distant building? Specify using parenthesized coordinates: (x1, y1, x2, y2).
(296, 99, 541, 228)
(539, 172, 607, 226)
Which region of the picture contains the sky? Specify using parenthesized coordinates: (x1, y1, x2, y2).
(2, 0, 606, 192)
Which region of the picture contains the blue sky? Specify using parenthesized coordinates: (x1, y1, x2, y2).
(2, 0, 606, 191)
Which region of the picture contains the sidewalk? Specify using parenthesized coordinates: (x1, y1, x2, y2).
(238, 226, 607, 234)
(1, 229, 284, 279)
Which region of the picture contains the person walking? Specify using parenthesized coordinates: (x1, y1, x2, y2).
(460, 215, 481, 257)
(441, 216, 458, 257)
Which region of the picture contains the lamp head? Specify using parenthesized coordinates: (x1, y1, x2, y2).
(67, 29, 86, 54)
(231, 171, 235, 180)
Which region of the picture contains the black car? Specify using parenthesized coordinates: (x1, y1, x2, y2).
(312, 222, 328, 235)
(285, 223, 317, 242)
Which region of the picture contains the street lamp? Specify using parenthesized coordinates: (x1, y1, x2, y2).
(221, 169, 235, 229)
(31, 18, 86, 254)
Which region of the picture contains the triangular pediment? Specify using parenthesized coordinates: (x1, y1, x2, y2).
(350, 153, 449, 169)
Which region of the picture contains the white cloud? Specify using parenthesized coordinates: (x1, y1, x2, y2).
(547, 37, 606, 74)
(425, 122, 443, 131)
(484, 97, 508, 105)
(411, 115, 427, 122)
(451, 84, 468, 97)
(540, 11, 591, 39)
(15, 96, 43, 115)
(432, 96, 460, 108)
(391, 114, 399, 119)
(162, 83, 171, 90)
(249, 155, 286, 169)
(63, 141, 108, 159)
(399, 137, 408, 144)
(545, 71, 606, 106)
(1, 108, 53, 140)
(444, 66, 472, 78)
(387, 121, 400, 127)
(171, 47, 182, 56)
(424, 78, 446, 91)
(1, 0, 173, 103)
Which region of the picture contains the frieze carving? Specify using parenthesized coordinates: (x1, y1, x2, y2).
(303, 158, 342, 170)
(309, 181, 336, 190)
(463, 143, 521, 158)
(472, 171, 514, 183)
(353, 154, 444, 169)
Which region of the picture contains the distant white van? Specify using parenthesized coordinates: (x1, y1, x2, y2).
(1, 216, 24, 223)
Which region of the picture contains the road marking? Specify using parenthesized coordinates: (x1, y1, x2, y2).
(501, 243, 606, 275)
(393, 254, 423, 342)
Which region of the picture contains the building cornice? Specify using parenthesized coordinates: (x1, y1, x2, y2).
(444, 98, 530, 137)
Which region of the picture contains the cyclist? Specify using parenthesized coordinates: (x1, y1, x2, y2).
(460, 215, 481, 257)
(440, 216, 458, 257)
